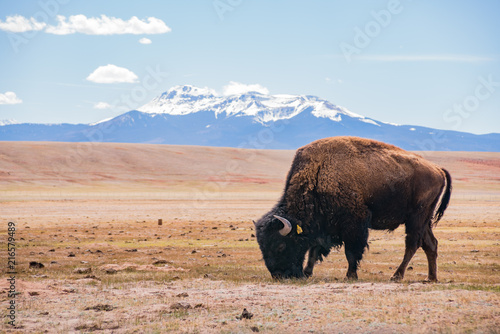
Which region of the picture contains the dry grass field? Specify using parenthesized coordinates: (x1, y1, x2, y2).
(0, 141, 499, 333)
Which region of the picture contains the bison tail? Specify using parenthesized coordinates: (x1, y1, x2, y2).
(432, 168, 452, 227)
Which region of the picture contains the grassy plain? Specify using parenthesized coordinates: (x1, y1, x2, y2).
(0, 142, 499, 333)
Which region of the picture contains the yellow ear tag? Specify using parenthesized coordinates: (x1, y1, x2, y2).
(296, 225, 303, 234)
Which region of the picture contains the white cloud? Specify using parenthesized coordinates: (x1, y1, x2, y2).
(0, 14, 171, 35)
(86, 64, 138, 84)
(223, 81, 269, 96)
(0, 15, 46, 33)
(139, 37, 152, 44)
(94, 102, 113, 109)
(45, 15, 171, 35)
(0, 92, 22, 105)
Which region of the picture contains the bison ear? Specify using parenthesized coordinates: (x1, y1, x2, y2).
(273, 215, 292, 236)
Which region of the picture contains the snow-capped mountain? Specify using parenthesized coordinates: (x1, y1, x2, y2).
(0, 119, 18, 126)
(1, 85, 499, 151)
(138, 85, 375, 125)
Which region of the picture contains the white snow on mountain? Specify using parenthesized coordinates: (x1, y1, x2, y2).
(89, 117, 114, 126)
(0, 119, 18, 126)
(138, 84, 379, 125)
(138, 85, 217, 116)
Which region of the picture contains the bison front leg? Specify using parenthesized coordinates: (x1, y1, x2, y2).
(304, 247, 319, 278)
(343, 234, 368, 281)
(344, 244, 363, 280)
(342, 212, 371, 281)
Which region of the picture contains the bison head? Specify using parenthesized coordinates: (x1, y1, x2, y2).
(254, 214, 308, 279)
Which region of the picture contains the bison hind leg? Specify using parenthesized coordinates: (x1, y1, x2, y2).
(421, 227, 438, 282)
(391, 212, 434, 282)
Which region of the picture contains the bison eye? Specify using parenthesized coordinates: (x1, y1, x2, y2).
(277, 243, 286, 252)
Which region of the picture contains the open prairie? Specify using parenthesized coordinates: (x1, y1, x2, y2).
(1, 141, 499, 333)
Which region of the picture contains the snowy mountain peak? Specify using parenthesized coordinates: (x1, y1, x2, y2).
(138, 84, 376, 125)
(0, 119, 18, 126)
(160, 85, 217, 99)
(139, 85, 218, 116)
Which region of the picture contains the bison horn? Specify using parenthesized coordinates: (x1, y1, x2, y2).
(273, 215, 292, 236)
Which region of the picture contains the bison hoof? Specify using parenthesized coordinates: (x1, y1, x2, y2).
(423, 277, 438, 283)
(304, 270, 313, 278)
(344, 274, 358, 281)
(390, 275, 403, 282)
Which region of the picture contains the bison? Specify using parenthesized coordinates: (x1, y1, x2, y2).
(254, 136, 451, 281)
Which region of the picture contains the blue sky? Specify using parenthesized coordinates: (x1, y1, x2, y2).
(0, 0, 499, 134)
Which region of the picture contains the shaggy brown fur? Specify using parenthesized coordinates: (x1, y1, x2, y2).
(254, 136, 452, 281)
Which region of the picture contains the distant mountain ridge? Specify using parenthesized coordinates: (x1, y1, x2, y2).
(1, 85, 499, 151)
(138, 85, 374, 125)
